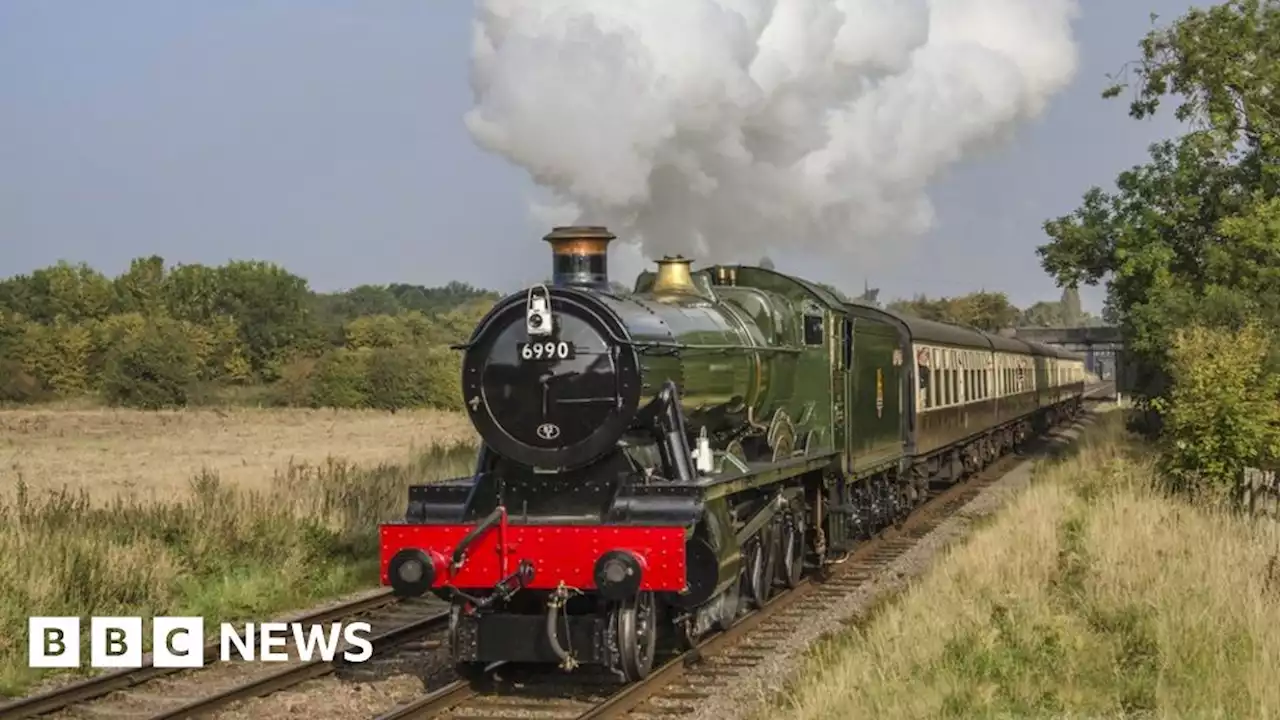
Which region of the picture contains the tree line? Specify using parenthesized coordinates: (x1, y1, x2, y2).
(803, 272, 1103, 332)
(0, 252, 1101, 412)
(1038, 0, 1280, 504)
(883, 286, 1104, 332)
(0, 257, 497, 410)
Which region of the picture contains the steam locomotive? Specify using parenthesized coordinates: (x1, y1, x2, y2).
(379, 226, 1086, 682)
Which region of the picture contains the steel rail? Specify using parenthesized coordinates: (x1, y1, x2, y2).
(375, 403, 1103, 720)
(145, 609, 450, 719)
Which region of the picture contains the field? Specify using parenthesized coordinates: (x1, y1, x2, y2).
(1, 406, 476, 501)
(0, 406, 478, 697)
(771, 411, 1280, 718)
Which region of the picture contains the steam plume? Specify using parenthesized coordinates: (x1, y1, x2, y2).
(465, 0, 1079, 267)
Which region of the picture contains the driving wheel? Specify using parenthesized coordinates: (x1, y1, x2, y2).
(615, 591, 657, 682)
(780, 511, 806, 588)
(714, 578, 741, 632)
(744, 525, 778, 608)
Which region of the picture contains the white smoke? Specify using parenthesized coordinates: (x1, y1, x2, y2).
(465, 0, 1079, 268)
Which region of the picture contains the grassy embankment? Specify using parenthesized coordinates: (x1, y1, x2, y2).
(0, 407, 477, 697)
(774, 409, 1280, 718)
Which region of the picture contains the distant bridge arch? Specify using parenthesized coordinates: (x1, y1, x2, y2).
(1012, 326, 1135, 396)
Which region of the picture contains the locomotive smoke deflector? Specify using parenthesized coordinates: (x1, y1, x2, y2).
(543, 225, 616, 290)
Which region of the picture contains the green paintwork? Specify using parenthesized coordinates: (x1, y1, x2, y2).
(845, 317, 905, 475)
(624, 265, 838, 464)
(697, 452, 839, 501)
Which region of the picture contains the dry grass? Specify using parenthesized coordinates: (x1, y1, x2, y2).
(0, 407, 479, 698)
(773, 410, 1280, 719)
(0, 407, 475, 501)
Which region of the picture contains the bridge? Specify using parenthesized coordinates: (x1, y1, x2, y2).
(1011, 325, 1135, 397)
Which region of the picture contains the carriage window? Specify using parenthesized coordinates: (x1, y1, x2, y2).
(919, 363, 931, 408)
(940, 354, 946, 405)
(803, 315, 824, 346)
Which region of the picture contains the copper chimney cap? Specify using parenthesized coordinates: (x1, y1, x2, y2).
(542, 226, 616, 289)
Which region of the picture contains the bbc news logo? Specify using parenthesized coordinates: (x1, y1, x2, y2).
(29, 617, 374, 668)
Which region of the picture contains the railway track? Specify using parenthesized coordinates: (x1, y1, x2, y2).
(7, 388, 1112, 720)
(2, 590, 449, 720)
(373, 400, 1105, 720)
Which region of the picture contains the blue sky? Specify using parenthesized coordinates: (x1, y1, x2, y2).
(0, 1, 1200, 313)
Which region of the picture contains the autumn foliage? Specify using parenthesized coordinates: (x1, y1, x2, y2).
(0, 257, 495, 410)
(1039, 0, 1280, 501)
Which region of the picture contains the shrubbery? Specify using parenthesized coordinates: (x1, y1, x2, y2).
(100, 318, 202, 409)
(309, 347, 373, 408)
(1034, 3, 1280, 511)
(1153, 322, 1280, 505)
(0, 258, 495, 411)
(295, 341, 465, 411)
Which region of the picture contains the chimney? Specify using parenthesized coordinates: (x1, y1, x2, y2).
(542, 226, 616, 290)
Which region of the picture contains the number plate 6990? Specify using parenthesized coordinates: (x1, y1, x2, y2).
(517, 341, 576, 361)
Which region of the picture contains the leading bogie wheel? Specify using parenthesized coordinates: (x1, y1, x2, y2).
(615, 591, 658, 682)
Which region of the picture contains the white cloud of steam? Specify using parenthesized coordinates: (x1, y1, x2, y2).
(465, 0, 1079, 269)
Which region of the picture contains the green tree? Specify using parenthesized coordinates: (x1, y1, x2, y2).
(1060, 286, 1083, 327)
(1019, 301, 1065, 327)
(887, 294, 948, 322)
(100, 318, 202, 409)
(0, 253, 504, 408)
(953, 291, 1020, 331)
(388, 280, 498, 314)
(309, 348, 372, 408)
(1039, 2, 1280, 381)
(163, 263, 223, 323)
(18, 262, 115, 323)
(211, 261, 323, 378)
(344, 314, 413, 350)
(114, 256, 167, 315)
(0, 276, 35, 317)
(887, 291, 1020, 331)
(1038, 0, 1280, 399)
(1154, 321, 1280, 504)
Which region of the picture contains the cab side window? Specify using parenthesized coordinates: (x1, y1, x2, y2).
(803, 315, 824, 346)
